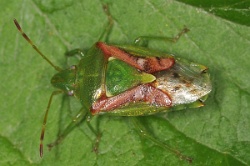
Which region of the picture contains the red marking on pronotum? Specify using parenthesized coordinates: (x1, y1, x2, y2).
(91, 84, 172, 115)
(96, 42, 175, 73)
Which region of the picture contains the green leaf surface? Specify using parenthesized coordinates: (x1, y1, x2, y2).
(175, 0, 250, 27)
(1, 0, 250, 165)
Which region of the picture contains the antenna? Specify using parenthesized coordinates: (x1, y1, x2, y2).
(14, 19, 62, 71)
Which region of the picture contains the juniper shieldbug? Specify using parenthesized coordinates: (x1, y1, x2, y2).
(14, 5, 211, 163)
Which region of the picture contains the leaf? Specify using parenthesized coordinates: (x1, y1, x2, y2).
(175, 0, 250, 27)
(0, 0, 250, 165)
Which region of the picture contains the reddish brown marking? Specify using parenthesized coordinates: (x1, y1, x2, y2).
(39, 127, 45, 157)
(173, 85, 181, 91)
(96, 42, 175, 73)
(40, 128, 44, 140)
(14, 19, 21, 30)
(40, 144, 43, 157)
(91, 84, 171, 115)
(185, 82, 192, 87)
(190, 89, 198, 94)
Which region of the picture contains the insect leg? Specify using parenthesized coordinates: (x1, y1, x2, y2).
(86, 118, 102, 154)
(98, 4, 114, 42)
(64, 4, 113, 59)
(65, 48, 85, 58)
(47, 106, 88, 151)
(134, 27, 190, 46)
(40, 90, 64, 157)
(131, 117, 193, 163)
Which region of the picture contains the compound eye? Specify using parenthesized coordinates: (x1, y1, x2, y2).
(68, 90, 74, 96)
(70, 65, 76, 70)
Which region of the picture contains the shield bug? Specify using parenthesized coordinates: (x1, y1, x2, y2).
(14, 5, 211, 163)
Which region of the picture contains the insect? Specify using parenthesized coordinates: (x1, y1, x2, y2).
(14, 5, 211, 163)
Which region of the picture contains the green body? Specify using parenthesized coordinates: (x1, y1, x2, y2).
(51, 44, 211, 116)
